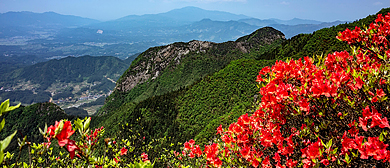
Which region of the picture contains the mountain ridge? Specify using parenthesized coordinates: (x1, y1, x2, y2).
(0, 11, 100, 28)
(115, 6, 250, 23)
(100, 26, 285, 114)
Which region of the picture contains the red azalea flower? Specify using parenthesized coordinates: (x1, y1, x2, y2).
(240, 146, 251, 159)
(66, 140, 80, 159)
(216, 125, 223, 135)
(320, 159, 329, 166)
(189, 139, 195, 146)
(213, 158, 222, 168)
(252, 158, 259, 167)
(189, 152, 195, 158)
(193, 145, 202, 156)
(47, 120, 75, 147)
(56, 121, 75, 147)
(141, 152, 149, 162)
(114, 157, 120, 163)
(261, 156, 270, 168)
(377, 89, 386, 97)
(184, 141, 190, 150)
(286, 158, 298, 168)
(372, 96, 378, 103)
(120, 147, 127, 155)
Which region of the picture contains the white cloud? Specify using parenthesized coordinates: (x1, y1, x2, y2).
(280, 1, 290, 5)
(373, 1, 383, 6)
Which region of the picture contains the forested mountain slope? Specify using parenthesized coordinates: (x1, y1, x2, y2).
(0, 56, 131, 106)
(99, 27, 285, 114)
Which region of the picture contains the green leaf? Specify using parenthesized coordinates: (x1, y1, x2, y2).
(0, 100, 20, 116)
(326, 139, 333, 149)
(333, 147, 338, 154)
(320, 139, 326, 147)
(380, 132, 384, 141)
(83, 117, 91, 131)
(44, 123, 47, 134)
(54, 121, 64, 137)
(0, 119, 5, 133)
(22, 136, 27, 146)
(0, 99, 10, 115)
(352, 151, 358, 157)
(5, 103, 20, 113)
(0, 150, 3, 164)
(74, 118, 84, 135)
(378, 54, 384, 60)
(1, 130, 17, 151)
(345, 153, 350, 164)
(23, 162, 28, 168)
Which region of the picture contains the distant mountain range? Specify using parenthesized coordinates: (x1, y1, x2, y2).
(109, 6, 251, 28)
(0, 6, 345, 65)
(0, 11, 99, 27)
(0, 11, 99, 38)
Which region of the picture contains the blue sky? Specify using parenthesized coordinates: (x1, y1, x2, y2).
(0, 0, 388, 22)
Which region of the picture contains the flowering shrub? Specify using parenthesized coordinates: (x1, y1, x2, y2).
(174, 13, 390, 167)
(0, 116, 155, 167)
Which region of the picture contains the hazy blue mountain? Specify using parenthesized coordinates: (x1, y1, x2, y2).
(270, 21, 346, 38)
(0, 11, 100, 38)
(117, 6, 249, 24)
(169, 19, 259, 42)
(271, 18, 323, 25)
(238, 17, 346, 38)
(88, 6, 251, 31)
(155, 6, 250, 22)
(239, 17, 324, 27)
(238, 18, 279, 27)
(0, 11, 100, 28)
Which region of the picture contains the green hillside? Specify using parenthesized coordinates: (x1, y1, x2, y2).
(92, 59, 274, 146)
(100, 27, 285, 114)
(0, 56, 131, 107)
(3, 56, 128, 90)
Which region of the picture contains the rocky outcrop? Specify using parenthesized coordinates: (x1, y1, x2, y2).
(116, 40, 215, 92)
(115, 27, 285, 93)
